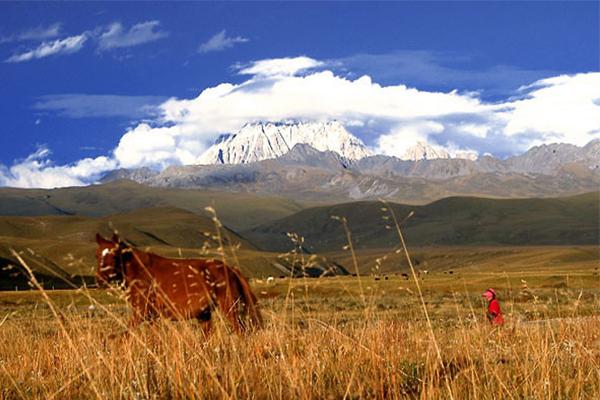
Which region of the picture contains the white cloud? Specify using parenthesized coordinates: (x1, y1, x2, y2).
(237, 56, 323, 77)
(4, 20, 168, 63)
(458, 123, 489, 138)
(198, 30, 249, 53)
(98, 21, 168, 50)
(376, 121, 445, 157)
(501, 73, 600, 146)
(1, 23, 62, 43)
(107, 58, 598, 168)
(113, 123, 204, 169)
(108, 60, 485, 167)
(6, 34, 88, 63)
(0, 147, 116, 189)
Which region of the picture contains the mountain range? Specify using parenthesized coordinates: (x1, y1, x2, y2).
(195, 120, 487, 164)
(101, 120, 599, 202)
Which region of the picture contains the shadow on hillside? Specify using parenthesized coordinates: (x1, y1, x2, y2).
(0, 256, 95, 291)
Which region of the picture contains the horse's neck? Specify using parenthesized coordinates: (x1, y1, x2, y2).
(124, 249, 153, 279)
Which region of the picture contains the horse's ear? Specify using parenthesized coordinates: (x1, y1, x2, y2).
(96, 233, 107, 245)
(111, 233, 120, 243)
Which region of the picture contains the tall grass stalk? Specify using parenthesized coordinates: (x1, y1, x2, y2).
(384, 205, 454, 400)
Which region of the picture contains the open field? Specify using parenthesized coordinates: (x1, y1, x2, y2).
(1, 266, 599, 399)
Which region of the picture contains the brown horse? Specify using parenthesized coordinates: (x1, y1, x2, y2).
(95, 233, 262, 333)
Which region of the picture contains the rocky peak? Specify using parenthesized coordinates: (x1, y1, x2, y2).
(197, 120, 372, 164)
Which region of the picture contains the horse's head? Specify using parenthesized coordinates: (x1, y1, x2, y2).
(95, 233, 129, 287)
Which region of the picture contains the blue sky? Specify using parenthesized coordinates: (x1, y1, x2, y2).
(0, 1, 599, 187)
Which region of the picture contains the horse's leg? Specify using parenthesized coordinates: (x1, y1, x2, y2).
(198, 320, 212, 337)
(106, 308, 143, 340)
(217, 291, 242, 333)
(129, 312, 142, 328)
(196, 308, 212, 337)
(127, 285, 153, 329)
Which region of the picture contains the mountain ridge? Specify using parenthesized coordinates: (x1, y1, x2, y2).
(102, 140, 600, 202)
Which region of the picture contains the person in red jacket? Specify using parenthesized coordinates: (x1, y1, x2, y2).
(482, 288, 504, 326)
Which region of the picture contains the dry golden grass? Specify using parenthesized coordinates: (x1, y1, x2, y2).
(1, 207, 598, 399)
(1, 274, 599, 399)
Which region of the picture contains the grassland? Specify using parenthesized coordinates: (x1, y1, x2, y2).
(0, 216, 599, 399)
(0, 191, 598, 398)
(1, 269, 599, 399)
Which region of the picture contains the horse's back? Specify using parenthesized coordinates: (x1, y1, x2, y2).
(124, 250, 259, 330)
(128, 253, 216, 316)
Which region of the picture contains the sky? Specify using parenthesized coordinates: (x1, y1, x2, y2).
(0, 1, 599, 188)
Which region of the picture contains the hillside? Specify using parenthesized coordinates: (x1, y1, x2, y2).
(0, 206, 256, 285)
(244, 192, 600, 252)
(0, 206, 254, 249)
(0, 180, 308, 231)
(0, 190, 597, 288)
(0, 206, 351, 288)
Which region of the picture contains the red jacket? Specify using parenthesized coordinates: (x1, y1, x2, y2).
(487, 298, 504, 326)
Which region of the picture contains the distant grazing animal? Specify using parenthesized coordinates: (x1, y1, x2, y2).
(95, 233, 262, 333)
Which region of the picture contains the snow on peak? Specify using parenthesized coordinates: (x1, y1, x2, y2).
(401, 142, 450, 161)
(400, 141, 479, 161)
(197, 121, 372, 164)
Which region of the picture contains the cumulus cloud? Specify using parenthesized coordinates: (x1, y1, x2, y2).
(108, 58, 599, 169)
(98, 21, 168, 50)
(376, 121, 445, 158)
(5, 33, 88, 63)
(0, 147, 116, 189)
(502, 73, 600, 146)
(198, 30, 249, 53)
(113, 123, 205, 169)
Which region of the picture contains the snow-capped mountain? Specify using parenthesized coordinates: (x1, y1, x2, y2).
(197, 121, 372, 164)
(102, 139, 599, 202)
(400, 141, 479, 161)
(401, 142, 451, 161)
